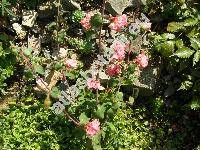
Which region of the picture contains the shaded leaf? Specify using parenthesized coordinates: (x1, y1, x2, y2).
(173, 47, 194, 58)
(178, 81, 193, 90)
(190, 38, 200, 50)
(175, 39, 184, 48)
(193, 50, 200, 66)
(167, 22, 184, 32)
(160, 41, 175, 57)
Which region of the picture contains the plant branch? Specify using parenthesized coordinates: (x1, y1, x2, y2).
(56, 0, 61, 51)
(64, 109, 80, 126)
(98, 0, 106, 51)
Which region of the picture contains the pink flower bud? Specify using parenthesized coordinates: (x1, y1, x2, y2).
(109, 14, 128, 31)
(106, 64, 121, 76)
(87, 78, 103, 90)
(85, 119, 100, 137)
(80, 14, 92, 30)
(65, 59, 77, 69)
(135, 51, 149, 68)
(111, 40, 126, 62)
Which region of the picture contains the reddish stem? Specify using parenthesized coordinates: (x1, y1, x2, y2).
(63, 109, 80, 126)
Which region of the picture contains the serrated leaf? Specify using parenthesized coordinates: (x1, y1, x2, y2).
(175, 39, 184, 48)
(34, 65, 45, 75)
(173, 47, 195, 58)
(160, 41, 175, 57)
(95, 104, 106, 119)
(79, 112, 90, 125)
(193, 50, 200, 66)
(184, 18, 198, 27)
(178, 81, 193, 90)
(167, 22, 184, 32)
(190, 38, 200, 50)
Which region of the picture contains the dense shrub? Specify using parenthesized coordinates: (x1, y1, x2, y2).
(0, 103, 87, 150)
(0, 0, 200, 149)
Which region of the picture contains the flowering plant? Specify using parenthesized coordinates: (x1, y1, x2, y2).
(10, 1, 152, 148)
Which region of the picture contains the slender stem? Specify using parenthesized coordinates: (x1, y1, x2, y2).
(18, 48, 50, 91)
(95, 0, 106, 106)
(56, 0, 61, 51)
(96, 89, 99, 105)
(64, 109, 80, 126)
(98, 0, 106, 51)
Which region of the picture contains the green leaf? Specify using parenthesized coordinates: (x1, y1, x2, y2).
(65, 72, 75, 80)
(160, 41, 175, 57)
(51, 87, 60, 99)
(90, 14, 103, 28)
(167, 22, 184, 32)
(108, 123, 115, 131)
(0, 44, 4, 57)
(184, 18, 198, 27)
(115, 92, 123, 101)
(34, 65, 45, 75)
(190, 38, 200, 50)
(54, 62, 63, 70)
(177, 0, 185, 5)
(173, 47, 195, 58)
(95, 104, 106, 119)
(178, 81, 193, 90)
(175, 39, 184, 48)
(23, 48, 32, 56)
(193, 50, 200, 66)
(190, 97, 200, 110)
(79, 112, 90, 125)
(93, 144, 102, 150)
(47, 22, 56, 30)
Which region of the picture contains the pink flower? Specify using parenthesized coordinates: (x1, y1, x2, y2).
(106, 64, 121, 76)
(85, 119, 100, 137)
(111, 40, 126, 61)
(80, 14, 92, 30)
(113, 40, 126, 52)
(65, 59, 77, 69)
(109, 14, 128, 31)
(87, 78, 103, 90)
(135, 51, 149, 68)
(111, 52, 125, 62)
